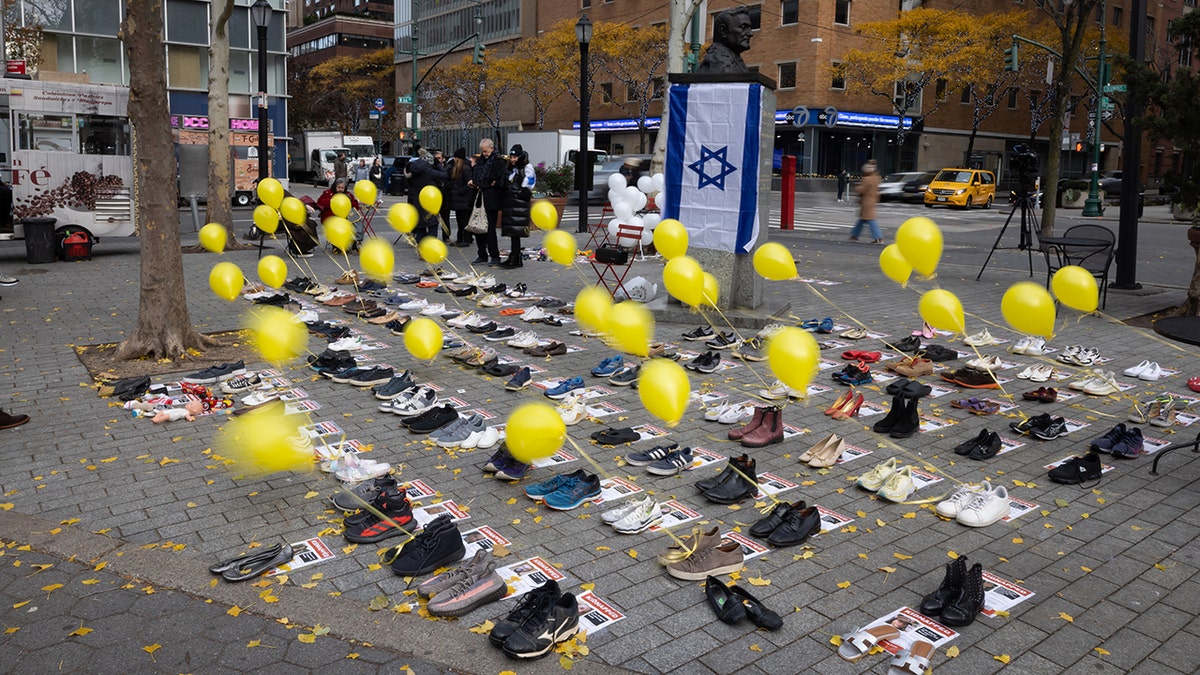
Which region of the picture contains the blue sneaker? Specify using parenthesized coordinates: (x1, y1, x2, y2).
(524, 469, 588, 501)
(544, 377, 584, 400)
(543, 473, 602, 511)
(624, 442, 680, 467)
(493, 454, 531, 481)
(817, 318, 835, 334)
(591, 355, 624, 377)
(505, 367, 532, 391)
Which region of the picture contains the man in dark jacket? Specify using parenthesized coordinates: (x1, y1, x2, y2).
(406, 148, 448, 240)
(469, 138, 505, 264)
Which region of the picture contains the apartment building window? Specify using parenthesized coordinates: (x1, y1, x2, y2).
(600, 82, 613, 104)
(781, 0, 798, 25)
(1007, 87, 1018, 109)
(1112, 6, 1122, 27)
(778, 62, 796, 89)
(935, 78, 947, 101)
(831, 62, 845, 90)
(626, 84, 637, 103)
(749, 5, 762, 30)
(652, 77, 665, 100)
(960, 86, 971, 104)
(1031, 90, 1041, 108)
(582, 0, 590, 7)
(1181, 39, 1194, 68)
(835, 0, 851, 26)
(894, 81, 920, 110)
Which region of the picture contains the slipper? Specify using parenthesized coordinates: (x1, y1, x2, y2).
(838, 624, 902, 662)
(841, 350, 882, 363)
(415, 280, 440, 288)
(216, 543, 294, 581)
(499, 308, 525, 316)
(888, 639, 935, 675)
(209, 543, 283, 574)
(951, 397, 983, 411)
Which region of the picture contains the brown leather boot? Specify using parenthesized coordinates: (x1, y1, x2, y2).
(728, 406, 766, 441)
(742, 407, 784, 448)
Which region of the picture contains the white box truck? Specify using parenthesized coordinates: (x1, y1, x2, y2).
(506, 130, 607, 170)
(289, 131, 376, 185)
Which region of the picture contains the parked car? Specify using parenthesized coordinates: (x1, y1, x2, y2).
(924, 168, 997, 209)
(879, 171, 927, 202)
(386, 156, 412, 196)
(591, 155, 651, 203)
(900, 171, 938, 203)
(1098, 171, 1123, 195)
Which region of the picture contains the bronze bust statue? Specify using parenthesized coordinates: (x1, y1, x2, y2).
(699, 8, 752, 74)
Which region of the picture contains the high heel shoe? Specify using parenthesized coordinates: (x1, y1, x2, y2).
(797, 433, 836, 463)
(824, 389, 853, 416)
(831, 392, 864, 420)
(808, 435, 846, 468)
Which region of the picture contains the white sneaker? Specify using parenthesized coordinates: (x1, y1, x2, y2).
(757, 323, 785, 339)
(964, 329, 999, 346)
(474, 274, 497, 288)
(241, 390, 280, 407)
(421, 302, 447, 316)
(1068, 375, 1096, 391)
(1083, 371, 1119, 396)
(1068, 347, 1100, 366)
(936, 482, 990, 519)
(557, 395, 588, 426)
(462, 425, 500, 450)
(1058, 345, 1082, 364)
(507, 331, 539, 349)
(398, 298, 428, 311)
(611, 497, 662, 534)
(389, 386, 438, 415)
(956, 485, 1011, 527)
(717, 403, 754, 424)
(758, 380, 790, 400)
(522, 307, 547, 322)
(478, 293, 503, 308)
(328, 336, 365, 351)
(703, 400, 731, 421)
(334, 454, 391, 483)
(1028, 365, 1054, 383)
(446, 311, 476, 328)
(877, 466, 915, 502)
(294, 310, 319, 323)
(602, 499, 643, 525)
(1138, 362, 1163, 381)
(1009, 337, 1031, 355)
(1023, 337, 1046, 356)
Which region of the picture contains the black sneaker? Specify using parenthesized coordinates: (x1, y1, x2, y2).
(1048, 451, 1103, 485)
(254, 293, 290, 306)
(182, 361, 247, 384)
(407, 405, 460, 434)
(705, 332, 737, 349)
(954, 429, 990, 456)
(385, 317, 411, 335)
(501, 591, 580, 659)
(505, 367, 532, 391)
(609, 364, 641, 386)
(344, 488, 416, 543)
(485, 326, 517, 342)
(536, 297, 566, 308)
(489, 581, 560, 647)
(1010, 413, 1052, 436)
(373, 374, 416, 400)
(347, 366, 394, 387)
(468, 321, 498, 334)
(282, 276, 312, 292)
(683, 326, 714, 341)
(1030, 416, 1069, 441)
(324, 365, 362, 382)
(894, 336, 921, 352)
(389, 514, 466, 576)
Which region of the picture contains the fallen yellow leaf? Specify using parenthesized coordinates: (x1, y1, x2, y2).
(836, 580, 851, 589)
(994, 654, 1011, 664)
(946, 645, 960, 658)
(747, 576, 771, 586)
(468, 620, 496, 635)
(68, 626, 93, 636)
(749, 644, 762, 652)
(1059, 611, 1074, 623)
(227, 606, 242, 617)
(1094, 647, 1110, 656)
(297, 633, 316, 643)
(894, 553, 912, 561)
(142, 644, 161, 655)
(628, 550, 638, 559)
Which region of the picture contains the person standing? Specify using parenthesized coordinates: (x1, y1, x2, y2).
(353, 158, 371, 182)
(470, 139, 504, 265)
(499, 145, 534, 269)
(445, 148, 474, 247)
(406, 148, 447, 241)
(848, 160, 884, 243)
(333, 151, 348, 181)
(836, 169, 849, 203)
(369, 156, 384, 190)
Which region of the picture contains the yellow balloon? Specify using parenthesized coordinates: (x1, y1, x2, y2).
(767, 327, 819, 393)
(653, 219, 689, 260)
(639, 359, 691, 425)
(545, 230, 577, 266)
(280, 196, 307, 225)
(324, 217, 355, 252)
(256, 177, 284, 209)
(253, 204, 280, 234)
(404, 317, 443, 360)
(418, 236, 448, 264)
(1001, 282, 1056, 338)
(531, 200, 559, 231)
(247, 306, 308, 364)
(879, 243, 912, 286)
(387, 203, 419, 233)
(330, 193, 352, 218)
(575, 286, 612, 333)
(609, 301, 654, 356)
(419, 185, 443, 213)
(1051, 265, 1099, 313)
(360, 238, 394, 282)
(209, 261, 243, 301)
(896, 216, 943, 277)
(505, 402, 567, 464)
(752, 242, 797, 280)
(257, 255, 288, 289)
(700, 272, 720, 308)
(663, 255, 704, 307)
(353, 179, 377, 205)
(199, 223, 227, 253)
(918, 289, 965, 333)
(217, 402, 310, 476)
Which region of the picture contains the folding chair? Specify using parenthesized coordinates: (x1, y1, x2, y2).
(355, 201, 381, 239)
(583, 203, 615, 250)
(590, 224, 644, 299)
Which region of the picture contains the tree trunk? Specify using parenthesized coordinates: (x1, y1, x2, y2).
(1182, 249, 1200, 316)
(651, 0, 704, 175)
(116, 0, 213, 361)
(205, 0, 235, 236)
(1042, 102, 1064, 238)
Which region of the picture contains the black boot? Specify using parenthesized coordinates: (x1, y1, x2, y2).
(872, 393, 907, 434)
(941, 562, 985, 627)
(919, 556, 966, 616)
(702, 455, 758, 504)
(889, 396, 921, 439)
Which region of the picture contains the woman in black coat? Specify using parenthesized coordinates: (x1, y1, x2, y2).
(469, 138, 505, 265)
(499, 144, 534, 269)
(445, 148, 474, 247)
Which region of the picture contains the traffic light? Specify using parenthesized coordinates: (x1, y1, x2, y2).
(472, 41, 485, 65)
(1003, 43, 1019, 72)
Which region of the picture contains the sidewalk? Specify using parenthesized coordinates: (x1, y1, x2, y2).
(0, 220, 1197, 674)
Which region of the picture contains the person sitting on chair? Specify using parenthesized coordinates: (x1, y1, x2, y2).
(317, 178, 362, 243)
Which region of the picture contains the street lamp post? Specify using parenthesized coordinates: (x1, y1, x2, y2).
(1082, 0, 1107, 217)
(576, 14, 592, 234)
(251, 0, 272, 185)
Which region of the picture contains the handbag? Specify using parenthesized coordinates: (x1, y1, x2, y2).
(465, 193, 488, 235)
(595, 246, 628, 265)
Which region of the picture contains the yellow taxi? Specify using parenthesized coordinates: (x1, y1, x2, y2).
(924, 168, 997, 209)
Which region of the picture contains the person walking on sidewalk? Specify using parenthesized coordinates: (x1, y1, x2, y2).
(849, 160, 883, 244)
(836, 169, 849, 203)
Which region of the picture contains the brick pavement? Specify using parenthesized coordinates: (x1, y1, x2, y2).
(0, 222, 1198, 674)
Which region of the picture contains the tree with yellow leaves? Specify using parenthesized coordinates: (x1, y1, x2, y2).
(594, 23, 669, 153)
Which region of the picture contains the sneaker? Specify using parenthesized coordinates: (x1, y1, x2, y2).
(608, 364, 641, 386)
(705, 331, 737, 349)
(758, 380, 802, 400)
(489, 580, 560, 647)
(936, 482, 990, 519)
(733, 337, 765, 361)
(857, 457, 901, 492)
(1048, 452, 1103, 484)
(328, 336, 366, 351)
(717, 403, 755, 425)
(542, 473, 602, 510)
(343, 488, 416, 543)
(500, 591, 580, 659)
(347, 366, 394, 387)
(1029, 416, 1069, 441)
(693, 352, 721, 374)
(182, 361, 246, 384)
(1022, 336, 1047, 356)
(507, 331, 539, 349)
(436, 415, 487, 448)
(877, 465, 915, 502)
(389, 515, 466, 576)
(683, 326, 714, 341)
(757, 323, 785, 339)
(646, 447, 695, 476)
(611, 497, 663, 534)
(956, 485, 1011, 527)
(478, 293, 503, 308)
(398, 298, 429, 312)
(591, 355, 624, 377)
(522, 307, 547, 322)
(524, 470, 589, 501)
(426, 562, 506, 618)
(964, 329, 999, 346)
(374, 374, 416, 400)
(0, 272, 18, 286)
(664, 540, 744, 581)
(463, 424, 502, 451)
(418, 549, 491, 599)
(625, 442, 680, 467)
(1091, 423, 1128, 452)
(389, 386, 438, 416)
(219, 372, 262, 394)
(325, 365, 364, 383)
(505, 367, 532, 391)
(544, 377, 584, 400)
(493, 453, 531, 480)
(241, 390, 280, 408)
(1110, 428, 1145, 458)
(556, 395, 588, 426)
(1082, 371, 1119, 396)
(484, 326, 516, 342)
(333, 455, 392, 484)
(446, 311, 477, 328)
(330, 475, 398, 511)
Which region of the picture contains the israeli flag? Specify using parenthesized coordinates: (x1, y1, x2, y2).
(662, 82, 762, 254)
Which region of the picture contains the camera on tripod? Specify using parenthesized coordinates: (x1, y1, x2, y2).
(1010, 144, 1039, 197)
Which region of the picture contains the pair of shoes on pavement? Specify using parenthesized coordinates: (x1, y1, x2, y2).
(417, 549, 506, 617)
(488, 580, 580, 660)
(601, 495, 663, 534)
(625, 443, 695, 476)
(523, 470, 601, 510)
(483, 447, 531, 481)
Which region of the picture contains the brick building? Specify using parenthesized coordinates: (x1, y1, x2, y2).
(287, 0, 394, 75)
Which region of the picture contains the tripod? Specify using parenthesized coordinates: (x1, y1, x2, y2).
(977, 190, 1039, 280)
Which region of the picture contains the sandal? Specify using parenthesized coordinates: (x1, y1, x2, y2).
(209, 543, 283, 574)
(951, 397, 983, 411)
(888, 639, 935, 675)
(216, 543, 295, 581)
(841, 328, 868, 340)
(838, 624, 902, 662)
(499, 308, 525, 316)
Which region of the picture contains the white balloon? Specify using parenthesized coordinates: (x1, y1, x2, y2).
(607, 221, 622, 239)
(640, 228, 654, 246)
(652, 173, 665, 193)
(613, 202, 634, 221)
(624, 185, 640, 202)
(637, 176, 654, 194)
(607, 173, 627, 191)
(607, 189, 623, 206)
(632, 191, 648, 212)
(629, 216, 644, 231)
(642, 213, 662, 230)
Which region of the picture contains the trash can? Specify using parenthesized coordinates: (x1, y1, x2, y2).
(22, 217, 57, 264)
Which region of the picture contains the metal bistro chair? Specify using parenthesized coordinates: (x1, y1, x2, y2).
(590, 224, 644, 299)
(1043, 224, 1116, 309)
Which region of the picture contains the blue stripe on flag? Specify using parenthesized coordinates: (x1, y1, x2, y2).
(735, 84, 760, 253)
(663, 84, 689, 220)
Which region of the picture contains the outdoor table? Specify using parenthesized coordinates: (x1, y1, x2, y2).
(1153, 316, 1200, 348)
(1039, 235, 1111, 252)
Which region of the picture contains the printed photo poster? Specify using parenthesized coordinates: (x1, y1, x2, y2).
(266, 536, 336, 576)
(816, 505, 856, 533)
(497, 556, 568, 599)
(649, 500, 703, 532)
(981, 571, 1036, 617)
(460, 526, 511, 560)
(412, 500, 470, 528)
(865, 606, 959, 655)
(722, 531, 769, 561)
(576, 591, 626, 635)
(532, 448, 579, 468)
(592, 477, 645, 504)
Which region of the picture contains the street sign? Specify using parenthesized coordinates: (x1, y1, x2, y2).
(1103, 83, 1127, 94)
(369, 111, 379, 120)
(374, 97, 385, 111)
(1100, 97, 1115, 111)
(398, 94, 414, 105)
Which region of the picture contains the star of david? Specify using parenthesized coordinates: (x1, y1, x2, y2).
(687, 145, 737, 191)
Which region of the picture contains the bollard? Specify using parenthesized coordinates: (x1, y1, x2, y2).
(780, 154, 796, 230)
